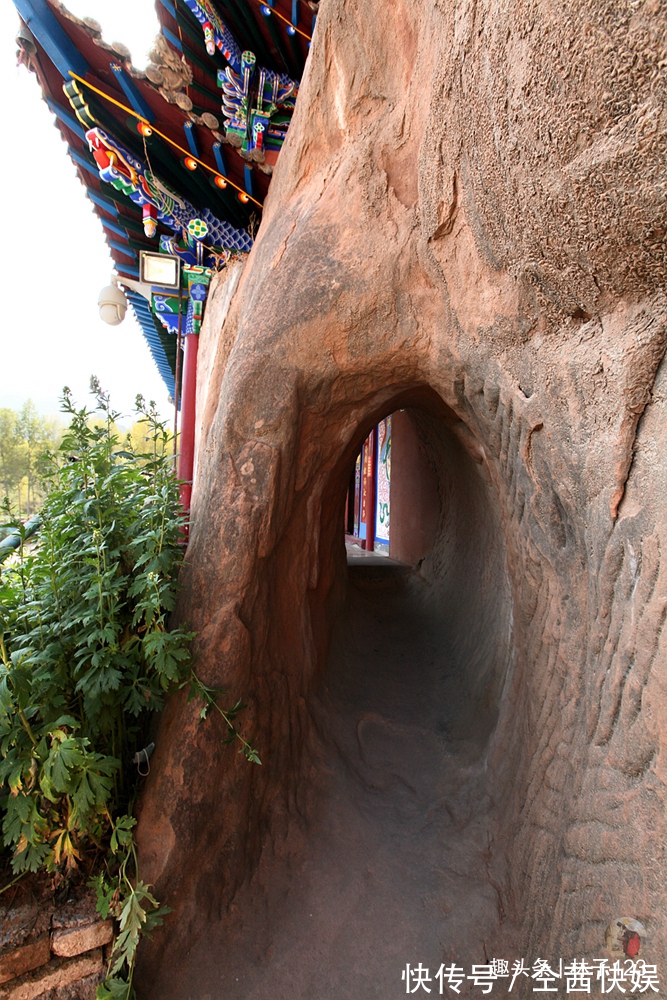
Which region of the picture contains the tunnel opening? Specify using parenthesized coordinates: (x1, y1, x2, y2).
(148, 391, 515, 999)
(343, 408, 440, 566)
(289, 396, 513, 994)
(335, 400, 509, 752)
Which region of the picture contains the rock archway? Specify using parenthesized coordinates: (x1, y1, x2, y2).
(136, 0, 667, 994)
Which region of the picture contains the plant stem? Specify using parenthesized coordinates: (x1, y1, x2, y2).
(18, 709, 37, 747)
(0, 871, 28, 896)
(190, 671, 261, 764)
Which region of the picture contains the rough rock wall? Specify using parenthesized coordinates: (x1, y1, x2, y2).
(136, 0, 667, 988)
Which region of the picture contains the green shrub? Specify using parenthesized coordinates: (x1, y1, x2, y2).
(0, 383, 260, 998)
(0, 384, 191, 996)
(0, 383, 191, 871)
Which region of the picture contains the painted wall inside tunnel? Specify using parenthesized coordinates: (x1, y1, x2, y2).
(374, 415, 391, 550)
(345, 409, 440, 566)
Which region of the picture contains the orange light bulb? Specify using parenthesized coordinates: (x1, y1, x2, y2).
(184, 156, 198, 171)
(214, 175, 228, 188)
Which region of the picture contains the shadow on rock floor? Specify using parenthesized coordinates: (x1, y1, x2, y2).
(155, 565, 503, 1000)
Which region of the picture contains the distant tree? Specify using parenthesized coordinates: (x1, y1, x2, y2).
(126, 414, 174, 460)
(16, 401, 42, 515)
(0, 403, 64, 516)
(0, 410, 26, 511)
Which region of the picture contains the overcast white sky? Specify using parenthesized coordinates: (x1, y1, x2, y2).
(1, 1, 174, 422)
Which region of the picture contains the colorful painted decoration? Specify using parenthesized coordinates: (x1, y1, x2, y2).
(184, 265, 212, 335)
(143, 203, 158, 237)
(219, 51, 297, 163)
(85, 127, 253, 253)
(159, 234, 211, 270)
(63, 80, 96, 130)
(187, 218, 209, 241)
(375, 416, 391, 547)
(177, 2, 299, 164)
(183, 0, 242, 68)
(151, 264, 213, 336)
(152, 291, 185, 335)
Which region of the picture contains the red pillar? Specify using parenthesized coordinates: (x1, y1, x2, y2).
(362, 427, 377, 550)
(389, 409, 440, 564)
(177, 332, 199, 515)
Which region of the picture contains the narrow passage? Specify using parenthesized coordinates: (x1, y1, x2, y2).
(171, 560, 502, 1000)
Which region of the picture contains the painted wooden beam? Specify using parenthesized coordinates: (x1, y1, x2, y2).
(110, 64, 156, 123)
(12, 0, 90, 79)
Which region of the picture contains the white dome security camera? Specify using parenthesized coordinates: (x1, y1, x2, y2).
(98, 277, 128, 326)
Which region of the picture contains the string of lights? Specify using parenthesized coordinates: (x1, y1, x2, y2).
(254, 0, 313, 41)
(67, 71, 264, 209)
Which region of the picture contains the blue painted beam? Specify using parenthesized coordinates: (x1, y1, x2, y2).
(126, 288, 176, 398)
(12, 0, 90, 78)
(156, 0, 177, 17)
(67, 147, 98, 177)
(115, 262, 140, 277)
(212, 142, 227, 176)
(183, 122, 199, 158)
(101, 218, 130, 239)
(109, 240, 137, 258)
(45, 97, 86, 139)
(88, 190, 119, 216)
(161, 26, 183, 52)
(244, 165, 254, 197)
(110, 64, 155, 123)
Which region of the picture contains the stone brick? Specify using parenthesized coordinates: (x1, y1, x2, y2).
(49, 892, 97, 932)
(0, 938, 50, 987)
(0, 909, 51, 956)
(50, 922, 113, 959)
(0, 949, 103, 1000)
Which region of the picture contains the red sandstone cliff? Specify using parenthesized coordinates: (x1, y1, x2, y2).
(136, 0, 667, 995)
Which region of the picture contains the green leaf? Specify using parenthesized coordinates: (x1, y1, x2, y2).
(110, 814, 136, 854)
(89, 872, 115, 921)
(110, 881, 159, 977)
(96, 976, 133, 1000)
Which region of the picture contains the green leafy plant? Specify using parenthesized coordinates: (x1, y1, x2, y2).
(0, 382, 260, 999)
(188, 673, 261, 764)
(91, 814, 170, 999)
(0, 383, 192, 873)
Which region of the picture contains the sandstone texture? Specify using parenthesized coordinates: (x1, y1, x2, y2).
(135, 0, 667, 996)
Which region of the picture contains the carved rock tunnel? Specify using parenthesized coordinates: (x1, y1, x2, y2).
(138, 389, 515, 1000)
(133, 0, 667, 984)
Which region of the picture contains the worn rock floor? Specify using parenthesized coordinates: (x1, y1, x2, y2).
(169, 564, 502, 1000)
